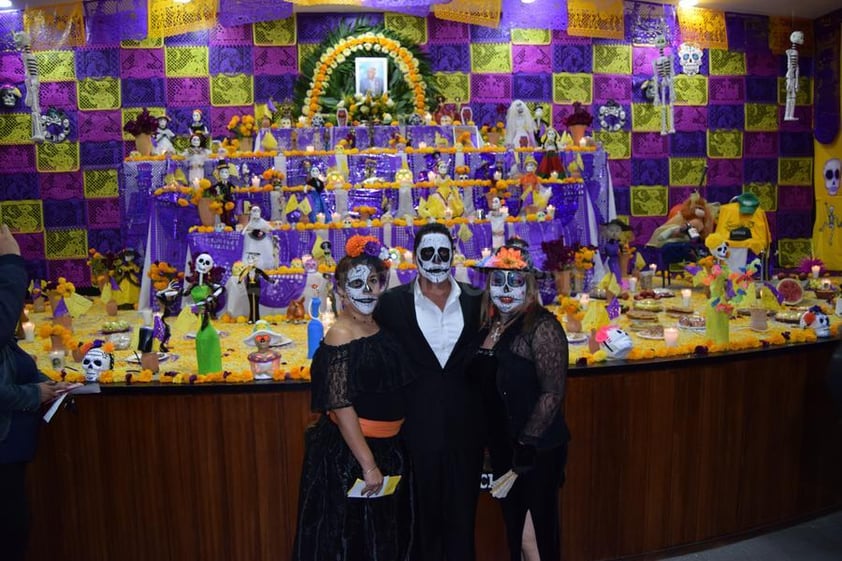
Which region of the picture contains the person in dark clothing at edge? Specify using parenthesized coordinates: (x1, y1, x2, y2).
(375, 222, 484, 561)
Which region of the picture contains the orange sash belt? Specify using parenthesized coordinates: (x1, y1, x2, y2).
(327, 412, 404, 438)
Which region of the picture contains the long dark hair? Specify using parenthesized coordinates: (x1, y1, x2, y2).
(334, 254, 388, 292)
(479, 271, 543, 332)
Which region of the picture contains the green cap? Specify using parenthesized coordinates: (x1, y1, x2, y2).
(736, 192, 759, 214)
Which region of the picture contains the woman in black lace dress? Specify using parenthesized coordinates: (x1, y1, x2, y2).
(472, 244, 571, 561)
(293, 235, 414, 561)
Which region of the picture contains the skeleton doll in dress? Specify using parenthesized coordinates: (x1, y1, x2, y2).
(651, 32, 676, 135)
(153, 115, 175, 155)
(504, 99, 536, 148)
(784, 31, 804, 121)
(13, 32, 45, 143)
(241, 205, 276, 270)
(488, 197, 508, 251)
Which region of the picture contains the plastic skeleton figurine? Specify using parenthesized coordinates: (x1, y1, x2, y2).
(13, 32, 45, 143)
(819, 203, 839, 246)
(784, 31, 804, 121)
(651, 33, 676, 135)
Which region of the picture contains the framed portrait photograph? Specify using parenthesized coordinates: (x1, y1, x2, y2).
(355, 57, 388, 97)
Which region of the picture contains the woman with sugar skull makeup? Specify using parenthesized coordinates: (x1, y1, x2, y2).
(374, 222, 485, 561)
(0, 224, 75, 561)
(293, 235, 414, 561)
(470, 242, 570, 561)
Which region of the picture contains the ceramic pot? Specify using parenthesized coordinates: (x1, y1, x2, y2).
(554, 270, 572, 297)
(197, 198, 216, 227)
(135, 133, 153, 156)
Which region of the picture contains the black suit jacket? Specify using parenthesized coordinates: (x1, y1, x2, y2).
(375, 280, 483, 455)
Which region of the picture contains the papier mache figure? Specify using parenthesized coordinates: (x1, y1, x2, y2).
(183, 253, 225, 375)
(153, 115, 175, 155)
(519, 156, 549, 216)
(784, 31, 804, 121)
(504, 99, 536, 148)
(537, 127, 564, 178)
(13, 32, 45, 142)
(190, 109, 209, 139)
(254, 111, 278, 152)
(243, 320, 285, 380)
(214, 159, 237, 227)
(81, 341, 115, 383)
(238, 251, 277, 324)
(241, 205, 276, 271)
(652, 32, 676, 135)
(419, 159, 464, 219)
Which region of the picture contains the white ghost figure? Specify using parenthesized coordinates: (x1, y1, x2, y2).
(82, 347, 113, 382)
(678, 43, 703, 76)
(595, 326, 633, 360)
(824, 158, 840, 196)
(799, 307, 831, 338)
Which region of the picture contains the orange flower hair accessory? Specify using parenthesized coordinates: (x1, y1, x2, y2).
(344, 235, 391, 265)
(475, 246, 530, 271)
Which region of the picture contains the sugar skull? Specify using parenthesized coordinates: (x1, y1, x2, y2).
(678, 43, 703, 76)
(824, 158, 840, 196)
(82, 347, 114, 382)
(310, 113, 325, 127)
(595, 325, 633, 359)
(489, 269, 528, 314)
(415, 232, 453, 284)
(279, 117, 292, 129)
(408, 113, 424, 126)
(1, 85, 21, 108)
(799, 306, 830, 338)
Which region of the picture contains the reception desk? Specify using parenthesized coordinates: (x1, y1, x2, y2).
(27, 340, 842, 561)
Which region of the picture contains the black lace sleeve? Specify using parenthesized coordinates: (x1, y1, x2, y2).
(309, 344, 353, 412)
(520, 313, 568, 443)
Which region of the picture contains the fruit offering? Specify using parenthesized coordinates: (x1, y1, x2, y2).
(101, 320, 131, 333)
(776, 278, 804, 305)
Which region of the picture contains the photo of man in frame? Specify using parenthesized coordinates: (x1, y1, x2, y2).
(355, 57, 388, 97)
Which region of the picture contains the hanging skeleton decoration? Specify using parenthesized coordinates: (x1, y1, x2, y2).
(784, 31, 804, 121)
(13, 32, 45, 143)
(678, 43, 703, 76)
(819, 203, 840, 246)
(651, 31, 676, 135)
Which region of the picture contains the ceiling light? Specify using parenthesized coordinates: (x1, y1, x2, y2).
(678, 0, 698, 7)
(173, 0, 192, 4)
(521, 0, 538, 4)
(0, 0, 13, 8)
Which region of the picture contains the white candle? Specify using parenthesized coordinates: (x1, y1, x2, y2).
(251, 176, 260, 188)
(681, 289, 692, 308)
(403, 250, 413, 263)
(649, 263, 657, 274)
(331, 212, 341, 223)
(49, 350, 65, 371)
(663, 327, 679, 347)
(305, 145, 315, 153)
(424, 112, 432, 125)
(579, 293, 590, 309)
(628, 277, 638, 293)
(481, 248, 491, 259)
(579, 137, 588, 147)
(444, 208, 453, 220)
(418, 141, 428, 149)
(546, 204, 555, 219)
(811, 265, 821, 278)
(22, 321, 35, 342)
(316, 212, 325, 224)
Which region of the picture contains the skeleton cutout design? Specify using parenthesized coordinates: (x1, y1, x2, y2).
(819, 202, 840, 246)
(82, 347, 113, 382)
(784, 31, 804, 121)
(489, 270, 527, 314)
(651, 32, 676, 135)
(415, 232, 453, 284)
(824, 158, 840, 196)
(343, 264, 385, 316)
(678, 43, 703, 76)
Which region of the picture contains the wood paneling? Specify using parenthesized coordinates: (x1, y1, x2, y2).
(27, 343, 842, 561)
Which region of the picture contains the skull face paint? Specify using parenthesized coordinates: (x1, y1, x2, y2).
(489, 270, 528, 314)
(82, 348, 113, 382)
(344, 264, 385, 315)
(415, 233, 453, 284)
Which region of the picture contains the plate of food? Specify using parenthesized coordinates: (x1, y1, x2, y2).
(633, 299, 664, 312)
(665, 305, 694, 316)
(678, 315, 706, 332)
(774, 310, 803, 324)
(653, 288, 675, 298)
(100, 320, 131, 334)
(627, 309, 659, 322)
(636, 326, 665, 340)
(776, 278, 804, 305)
(566, 332, 588, 344)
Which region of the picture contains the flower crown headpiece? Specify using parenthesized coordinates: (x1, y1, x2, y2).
(476, 247, 529, 271)
(345, 235, 392, 266)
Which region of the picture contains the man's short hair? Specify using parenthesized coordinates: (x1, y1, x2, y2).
(413, 222, 454, 253)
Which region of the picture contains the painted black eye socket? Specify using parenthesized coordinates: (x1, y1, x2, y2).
(418, 247, 451, 261)
(347, 279, 364, 289)
(438, 248, 451, 261)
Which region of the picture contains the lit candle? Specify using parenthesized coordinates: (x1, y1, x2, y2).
(22, 321, 35, 342)
(822, 280, 832, 290)
(681, 288, 692, 308)
(305, 145, 315, 153)
(192, 178, 200, 189)
(811, 265, 821, 278)
(444, 208, 453, 220)
(481, 248, 491, 259)
(316, 212, 325, 224)
(663, 327, 679, 347)
(649, 263, 657, 274)
(418, 141, 428, 149)
(546, 204, 555, 219)
(403, 250, 413, 263)
(476, 209, 484, 220)
(48, 350, 65, 371)
(331, 212, 341, 223)
(628, 277, 638, 293)
(424, 112, 432, 125)
(251, 176, 260, 188)
(579, 137, 588, 147)
(579, 293, 590, 309)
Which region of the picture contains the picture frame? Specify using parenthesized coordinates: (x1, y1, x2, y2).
(355, 57, 389, 97)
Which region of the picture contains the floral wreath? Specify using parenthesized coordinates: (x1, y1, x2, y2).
(345, 234, 391, 265)
(293, 21, 440, 125)
(597, 100, 627, 132)
(41, 107, 71, 143)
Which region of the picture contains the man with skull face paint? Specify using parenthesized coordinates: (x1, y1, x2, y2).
(294, 235, 415, 561)
(471, 243, 570, 561)
(375, 223, 485, 561)
(1, 224, 73, 561)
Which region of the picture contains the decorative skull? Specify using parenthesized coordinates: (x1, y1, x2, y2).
(195, 253, 214, 275)
(407, 113, 424, 126)
(597, 100, 627, 132)
(678, 43, 703, 76)
(595, 326, 633, 360)
(790, 31, 804, 45)
(279, 117, 292, 129)
(0, 85, 20, 108)
(310, 113, 325, 127)
(82, 347, 113, 382)
(800, 306, 830, 338)
(415, 232, 453, 284)
(824, 158, 840, 196)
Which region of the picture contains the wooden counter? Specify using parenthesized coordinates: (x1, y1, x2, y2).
(27, 341, 842, 561)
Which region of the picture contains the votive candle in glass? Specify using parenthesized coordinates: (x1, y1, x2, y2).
(663, 327, 679, 347)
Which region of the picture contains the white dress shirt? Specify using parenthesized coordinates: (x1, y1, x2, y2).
(413, 277, 464, 369)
